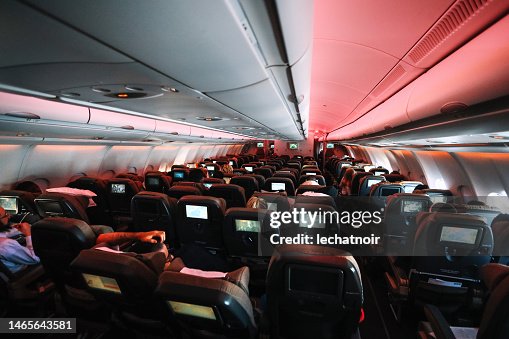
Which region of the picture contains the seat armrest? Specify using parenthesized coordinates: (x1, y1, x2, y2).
(423, 304, 456, 339)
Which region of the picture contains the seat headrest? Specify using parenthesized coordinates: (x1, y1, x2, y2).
(31, 217, 97, 250)
(178, 195, 226, 212)
(481, 263, 509, 291)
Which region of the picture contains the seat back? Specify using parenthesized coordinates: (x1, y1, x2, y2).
(31, 217, 97, 288)
(230, 176, 259, 200)
(156, 271, 257, 338)
(266, 245, 363, 339)
(0, 190, 40, 222)
(223, 208, 274, 258)
(264, 177, 295, 196)
(281, 203, 338, 239)
(254, 167, 273, 179)
(383, 173, 407, 182)
(295, 195, 337, 209)
(145, 172, 172, 193)
(176, 196, 226, 251)
(207, 184, 246, 209)
(252, 192, 290, 212)
(384, 193, 432, 254)
(131, 191, 178, 244)
(167, 185, 203, 200)
(298, 174, 326, 186)
(369, 168, 389, 176)
(35, 193, 90, 223)
(170, 169, 189, 183)
(350, 172, 371, 196)
(358, 175, 385, 196)
(106, 178, 141, 216)
(66, 177, 111, 224)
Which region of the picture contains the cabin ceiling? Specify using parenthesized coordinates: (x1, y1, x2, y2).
(1, 0, 508, 145)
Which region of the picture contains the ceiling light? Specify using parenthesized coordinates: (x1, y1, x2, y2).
(196, 117, 223, 122)
(91, 88, 111, 93)
(161, 86, 178, 93)
(16, 132, 30, 137)
(106, 92, 147, 99)
(125, 86, 144, 92)
(60, 92, 80, 97)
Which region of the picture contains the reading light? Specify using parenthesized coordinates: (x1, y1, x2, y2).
(106, 92, 147, 99)
(117, 93, 129, 98)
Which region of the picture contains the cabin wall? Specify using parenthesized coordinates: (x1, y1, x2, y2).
(0, 142, 243, 191)
(344, 145, 509, 205)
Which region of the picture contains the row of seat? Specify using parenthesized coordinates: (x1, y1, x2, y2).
(28, 216, 363, 338)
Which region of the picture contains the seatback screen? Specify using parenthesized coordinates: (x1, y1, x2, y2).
(203, 183, 213, 189)
(0, 197, 18, 214)
(402, 200, 426, 213)
(111, 183, 126, 194)
(440, 226, 479, 245)
(83, 273, 121, 294)
(185, 205, 208, 219)
(235, 219, 261, 232)
(257, 142, 264, 148)
(173, 171, 184, 179)
(326, 143, 334, 149)
(146, 177, 160, 186)
(271, 182, 286, 191)
(374, 171, 385, 176)
(206, 166, 215, 171)
(39, 201, 63, 215)
(244, 166, 253, 172)
(366, 179, 382, 188)
(168, 301, 216, 320)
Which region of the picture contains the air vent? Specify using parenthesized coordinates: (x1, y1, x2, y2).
(372, 65, 406, 97)
(408, 0, 489, 63)
(120, 125, 135, 130)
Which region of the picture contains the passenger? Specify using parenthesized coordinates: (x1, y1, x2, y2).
(318, 172, 339, 197)
(301, 176, 320, 186)
(0, 207, 39, 273)
(0, 206, 165, 274)
(339, 168, 355, 195)
(246, 196, 268, 209)
(220, 163, 233, 174)
(188, 168, 207, 182)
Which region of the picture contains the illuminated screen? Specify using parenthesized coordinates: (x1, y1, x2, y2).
(187, 163, 196, 168)
(402, 200, 426, 213)
(439, 226, 479, 245)
(270, 144, 275, 149)
(83, 273, 121, 294)
(326, 143, 334, 149)
(212, 161, 217, 164)
(206, 166, 215, 171)
(111, 183, 126, 194)
(271, 182, 286, 191)
(174, 171, 184, 179)
(168, 301, 216, 320)
(299, 216, 326, 229)
(279, 170, 291, 173)
(364, 165, 376, 172)
(430, 195, 448, 204)
(245, 166, 253, 172)
(402, 185, 419, 193)
(229, 161, 234, 166)
(374, 171, 385, 176)
(235, 219, 261, 232)
(257, 142, 264, 148)
(146, 177, 160, 186)
(203, 183, 213, 189)
(288, 143, 298, 150)
(341, 163, 351, 168)
(380, 187, 400, 196)
(288, 265, 340, 296)
(185, 205, 208, 219)
(306, 172, 317, 176)
(366, 179, 382, 188)
(0, 197, 18, 214)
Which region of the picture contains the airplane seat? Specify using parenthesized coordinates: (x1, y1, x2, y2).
(264, 177, 295, 196)
(252, 192, 291, 212)
(430, 202, 457, 213)
(295, 195, 337, 210)
(0, 190, 41, 224)
(31, 217, 112, 318)
(246, 173, 266, 190)
(176, 195, 226, 251)
(399, 181, 424, 194)
(12, 181, 43, 195)
(202, 177, 226, 186)
(230, 176, 259, 200)
(254, 167, 273, 179)
(105, 178, 141, 221)
(280, 203, 338, 240)
(295, 185, 326, 195)
(409, 213, 493, 319)
(35, 192, 91, 223)
(167, 185, 203, 200)
(207, 184, 247, 209)
(383, 193, 432, 254)
(369, 168, 389, 176)
(490, 214, 509, 264)
(301, 165, 321, 174)
(280, 167, 300, 179)
(369, 183, 404, 209)
(421, 189, 454, 203)
(155, 267, 257, 338)
(454, 203, 501, 226)
(116, 173, 144, 190)
(382, 173, 407, 182)
(350, 172, 371, 196)
(420, 263, 509, 339)
(265, 245, 363, 339)
(267, 161, 282, 170)
(298, 174, 326, 186)
(170, 169, 189, 183)
(223, 208, 274, 259)
(144, 172, 172, 193)
(285, 162, 302, 174)
(303, 161, 318, 166)
(273, 171, 298, 188)
(70, 244, 173, 335)
(131, 191, 178, 246)
(66, 176, 112, 225)
(172, 181, 206, 193)
(357, 175, 385, 196)
(233, 168, 248, 176)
